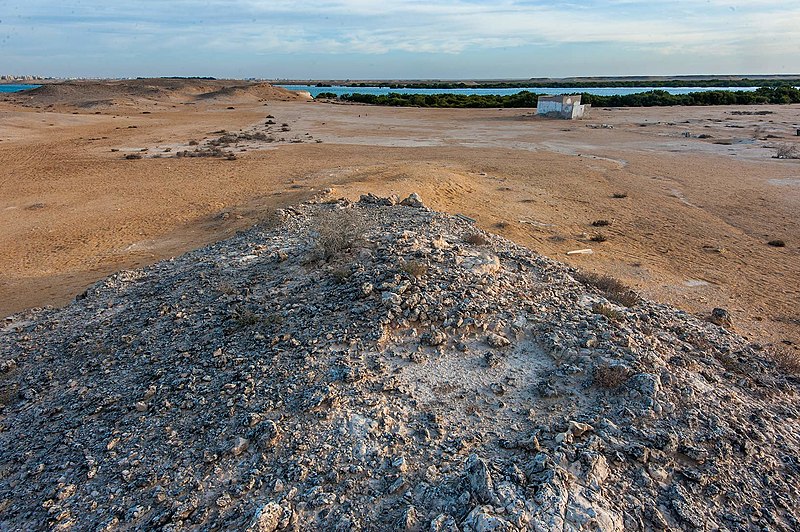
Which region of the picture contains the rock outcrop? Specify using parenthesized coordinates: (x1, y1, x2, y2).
(1, 195, 798, 530)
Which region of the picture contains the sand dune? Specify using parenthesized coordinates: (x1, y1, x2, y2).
(2, 78, 308, 110)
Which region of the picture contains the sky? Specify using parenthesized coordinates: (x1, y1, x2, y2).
(1, 0, 799, 79)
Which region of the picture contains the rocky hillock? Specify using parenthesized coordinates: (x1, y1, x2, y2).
(1, 195, 798, 530)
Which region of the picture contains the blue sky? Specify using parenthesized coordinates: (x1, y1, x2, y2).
(1, 1, 798, 78)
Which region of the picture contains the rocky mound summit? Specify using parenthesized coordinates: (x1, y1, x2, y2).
(1, 195, 799, 531)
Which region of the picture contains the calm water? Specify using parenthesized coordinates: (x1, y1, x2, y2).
(0, 84, 40, 93)
(279, 85, 760, 98)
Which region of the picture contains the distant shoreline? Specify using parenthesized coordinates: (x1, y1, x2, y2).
(3, 74, 800, 88)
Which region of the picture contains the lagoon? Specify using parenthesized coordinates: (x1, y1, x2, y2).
(0, 84, 40, 93)
(278, 85, 760, 98)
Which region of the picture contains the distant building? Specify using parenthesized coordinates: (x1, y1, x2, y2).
(536, 94, 589, 119)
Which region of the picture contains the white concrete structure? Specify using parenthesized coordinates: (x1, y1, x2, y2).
(536, 94, 590, 119)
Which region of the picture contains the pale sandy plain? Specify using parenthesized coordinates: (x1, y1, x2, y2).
(0, 80, 798, 350)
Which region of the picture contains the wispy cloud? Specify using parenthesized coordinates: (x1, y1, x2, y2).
(1, 1, 798, 76)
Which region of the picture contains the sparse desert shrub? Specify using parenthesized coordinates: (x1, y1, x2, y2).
(591, 219, 611, 227)
(574, 271, 641, 307)
(768, 239, 786, 247)
(592, 303, 623, 321)
(216, 281, 237, 295)
(593, 363, 631, 389)
(231, 306, 260, 327)
(590, 233, 608, 243)
(774, 144, 800, 159)
(331, 266, 353, 282)
(611, 192, 628, 199)
(0, 383, 20, 408)
(400, 259, 428, 278)
(465, 233, 489, 246)
(769, 346, 800, 375)
(315, 209, 366, 260)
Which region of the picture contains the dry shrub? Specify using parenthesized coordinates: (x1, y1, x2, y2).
(0, 383, 20, 408)
(590, 233, 608, 243)
(331, 266, 353, 282)
(593, 363, 631, 389)
(465, 233, 489, 246)
(231, 306, 260, 327)
(575, 271, 640, 307)
(216, 281, 237, 296)
(591, 220, 611, 227)
(400, 259, 428, 278)
(316, 209, 366, 260)
(769, 346, 800, 375)
(774, 144, 800, 159)
(592, 303, 623, 321)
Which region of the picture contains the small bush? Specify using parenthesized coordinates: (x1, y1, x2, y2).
(231, 306, 260, 327)
(315, 209, 366, 260)
(400, 259, 428, 278)
(331, 266, 352, 282)
(590, 233, 608, 243)
(769, 346, 800, 375)
(591, 220, 611, 227)
(216, 281, 237, 295)
(592, 303, 623, 321)
(593, 363, 631, 389)
(774, 144, 800, 159)
(575, 271, 640, 307)
(465, 233, 489, 246)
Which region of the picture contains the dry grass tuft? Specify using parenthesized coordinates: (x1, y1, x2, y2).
(400, 259, 428, 279)
(592, 303, 623, 321)
(231, 306, 260, 327)
(464, 233, 489, 246)
(769, 346, 800, 375)
(331, 266, 353, 283)
(216, 281, 237, 296)
(593, 363, 631, 389)
(774, 144, 800, 159)
(575, 271, 640, 307)
(315, 209, 366, 261)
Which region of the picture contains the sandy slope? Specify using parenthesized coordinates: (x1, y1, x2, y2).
(0, 83, 798, 350)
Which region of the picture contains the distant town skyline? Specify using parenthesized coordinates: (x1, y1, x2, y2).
(1, 1, 799, 79)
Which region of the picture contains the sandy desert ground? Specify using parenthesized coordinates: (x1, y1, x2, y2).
(0, 81, 798, 349)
